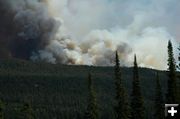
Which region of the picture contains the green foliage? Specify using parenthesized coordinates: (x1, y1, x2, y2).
(130, 55, 145, 119)
(84, 73, 99, 119)
(166, 40, 177, 103)
(154, 72, 164, 119)
(177, 45, 180, 103)
(177, 44, 180, 70)
(0, 59, 171, 118)
(114, 51, 130, 119)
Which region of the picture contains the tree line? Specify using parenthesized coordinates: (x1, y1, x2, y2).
(0, 40, 179, 119)
(84, 40, 179, 119)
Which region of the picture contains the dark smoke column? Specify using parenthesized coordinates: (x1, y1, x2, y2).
(0, 0, 60, 60)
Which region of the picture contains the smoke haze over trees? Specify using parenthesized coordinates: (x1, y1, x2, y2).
(0, 41, 179, 118)
(0, 1, 180, 118)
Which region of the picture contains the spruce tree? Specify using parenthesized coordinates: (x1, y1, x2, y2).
(130, 55, 145, 119)
(177, 45, 180, 103)
(114, 51, 130, 119)
(166, 40, 177, 103)
(84, 73, 99, 119)
(177, 45, 180, 70)
(154, 72, 164, 119)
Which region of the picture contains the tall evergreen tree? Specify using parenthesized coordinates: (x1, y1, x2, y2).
(113, 51, 130, 119)
(84, 73, 99, 119)
(166, 40, 177, 103)
(154, 72, 164, 119)
(177, 45, 180, 103)
(177, 45, 180, 70)
(130, 55, 145, 119)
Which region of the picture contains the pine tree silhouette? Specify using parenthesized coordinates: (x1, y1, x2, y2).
(154, 72, 164, 119)
(130, 55, 145, 119)
(84, 73, 99, 119)
(177, 45, 180, 103)
(114, 51, 130, 119)
(166, 40, 177, 103)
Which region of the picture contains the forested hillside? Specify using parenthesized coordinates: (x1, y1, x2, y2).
(0, 59, 168, 119)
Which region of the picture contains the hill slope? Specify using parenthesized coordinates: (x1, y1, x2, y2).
(0, 59, 168, 119)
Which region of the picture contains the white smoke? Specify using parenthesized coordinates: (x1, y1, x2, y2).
(39, 0, 179, 70)
(4, 0, 180, 70)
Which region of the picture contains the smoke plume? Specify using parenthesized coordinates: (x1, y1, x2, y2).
(0, 0, 179, 70)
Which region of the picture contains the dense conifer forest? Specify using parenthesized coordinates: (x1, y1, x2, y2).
(0, 58, 172, 119)
(0, 0, 180, 118)
(0, 40, 178, 119)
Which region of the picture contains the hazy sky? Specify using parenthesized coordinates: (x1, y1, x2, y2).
(63, 0, 180, 40)
(45, 0, 179, 69)
(2, 0, 180, 70)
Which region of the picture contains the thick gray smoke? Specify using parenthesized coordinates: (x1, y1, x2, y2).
(0, 0, 61, 60)
(0, 0, 179, 70)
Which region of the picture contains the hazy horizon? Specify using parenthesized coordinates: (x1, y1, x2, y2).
(0, 0, 179, 70)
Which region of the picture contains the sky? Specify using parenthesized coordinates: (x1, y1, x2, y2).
(1, 0, 180, 70)
(45, 0, 180, 69)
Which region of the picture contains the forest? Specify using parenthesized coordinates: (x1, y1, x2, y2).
(0, 0, 180, 118)
(0, 42, 180, 119)
(0, 41, 179, 119)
